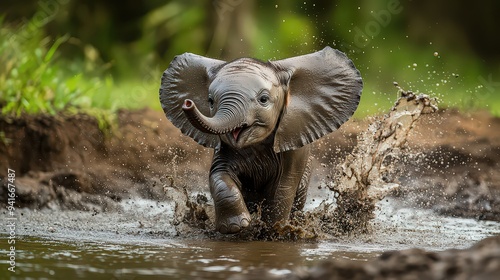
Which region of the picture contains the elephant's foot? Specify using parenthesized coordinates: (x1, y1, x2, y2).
(216, 210, 251, 234)
(210, 173, 251, 234)
(214, 193, 251, 233)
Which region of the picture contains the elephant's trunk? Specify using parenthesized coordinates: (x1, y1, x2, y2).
(182, 99, 246, 135)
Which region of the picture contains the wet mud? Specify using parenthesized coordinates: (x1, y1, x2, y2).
(1, 88, 500, 278)
(398, 109, 500, 222)
(328, 89, 438, 234)
(1, 88, 500, 233)
(0, 109, 212, 210)
(165, 89, 441, 240)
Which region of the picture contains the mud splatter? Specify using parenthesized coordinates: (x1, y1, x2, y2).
(165, 85, 439, 240)
(328, 84, 438, 234)
(162, 176, 215, 236)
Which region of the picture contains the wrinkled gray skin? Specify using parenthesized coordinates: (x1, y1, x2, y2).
(160, 47, 363, 234)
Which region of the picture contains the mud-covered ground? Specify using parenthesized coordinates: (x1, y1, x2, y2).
(1, 101, 500, 278)
(399, 109, 500, 221)
(1, 106, 498, 222)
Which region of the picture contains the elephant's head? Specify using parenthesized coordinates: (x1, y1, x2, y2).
(160, 47, 363, 152)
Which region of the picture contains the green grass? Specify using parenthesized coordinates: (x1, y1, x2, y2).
(0, 16, 160, 134)
(347, 39, 500, 118)
(0, 17, 109, 116)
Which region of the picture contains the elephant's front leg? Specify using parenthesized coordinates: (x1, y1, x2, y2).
(210, 172, 251, 234)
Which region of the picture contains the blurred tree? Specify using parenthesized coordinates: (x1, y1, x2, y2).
(2, 0, 499, 65)
(405, 0, 500, 68)
(207, 0, 255, 59)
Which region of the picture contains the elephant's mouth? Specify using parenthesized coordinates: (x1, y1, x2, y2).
(231, 124, 249, 142)
(229, 121, 267, 146)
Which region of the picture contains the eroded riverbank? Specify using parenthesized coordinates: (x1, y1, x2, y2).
(2, 92, 500, 279)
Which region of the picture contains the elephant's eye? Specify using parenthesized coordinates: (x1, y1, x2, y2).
(208, 97, 214, 108)
(258, 94, 270, 105)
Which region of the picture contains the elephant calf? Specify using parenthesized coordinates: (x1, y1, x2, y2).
(160, 47, 362, 234)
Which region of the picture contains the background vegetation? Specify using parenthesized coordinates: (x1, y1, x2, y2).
(1, 0, 499, 117)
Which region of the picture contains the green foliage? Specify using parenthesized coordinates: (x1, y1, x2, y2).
(0, 17, 108, 117)
(1, 0, 499, 119)
(250, 1, 500, 117)
(0, 16, 125, 138)
(0, 130, 12, 146)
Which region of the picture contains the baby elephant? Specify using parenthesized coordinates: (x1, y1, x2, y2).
(159, 47, 362, 234)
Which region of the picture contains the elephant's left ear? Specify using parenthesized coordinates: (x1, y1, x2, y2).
(270, 46, 363, 153)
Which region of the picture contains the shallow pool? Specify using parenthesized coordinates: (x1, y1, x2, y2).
(2, 197, 499, 280)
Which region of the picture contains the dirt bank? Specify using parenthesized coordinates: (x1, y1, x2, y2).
(1, 107, 500, 222)
(400, 109, 500, 221)
(0, 109, 211, 211)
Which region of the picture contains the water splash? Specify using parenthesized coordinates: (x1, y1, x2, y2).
(328, 83, 438, 234)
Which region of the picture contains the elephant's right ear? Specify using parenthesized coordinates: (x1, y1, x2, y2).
(160, 53, 225, 148)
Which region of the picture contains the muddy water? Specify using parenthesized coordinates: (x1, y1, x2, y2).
(3, 197, 500, 280)
(3, 233, 375, 279)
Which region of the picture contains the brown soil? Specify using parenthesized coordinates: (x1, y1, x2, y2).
(400, 109, 500, 221)
(0, 109, 211, 211)
(1, 107, 500, 222)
